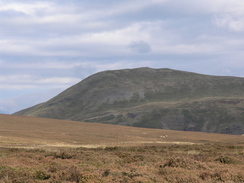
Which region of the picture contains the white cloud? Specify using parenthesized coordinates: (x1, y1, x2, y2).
(0, 88, 63, 114)
(1, 61, 83, 69)
(0, 1, 52, 15)
(73, 61, 156, 76)
(213, 15, 244, 32)
(0, 21, 155, 56)
(0, 84, 37, 90)
(0, 40, 35, 54)
(157, 44, 219, 55)
(0, 100, 17, 114)
(80, 22, 151, 45)
(164, 0, 244, 14)
(0, 74, 33, 84)
(38, 77, 80, 84)
(91, 61, 156, 72)
(211, 0, 244, 14)
(229, 20, 244, 32)
(83, 0, 168, 19)
(0, 75, 80, 89)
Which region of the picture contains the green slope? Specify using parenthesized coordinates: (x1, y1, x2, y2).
(14, 67, 244, 134)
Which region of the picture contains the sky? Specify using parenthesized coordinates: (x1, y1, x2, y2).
(1, 0, 244, 114)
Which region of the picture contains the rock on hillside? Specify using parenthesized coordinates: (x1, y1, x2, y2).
(14, 67, 244, 135)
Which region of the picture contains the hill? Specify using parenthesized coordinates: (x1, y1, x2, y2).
(14, 67, 244, 135)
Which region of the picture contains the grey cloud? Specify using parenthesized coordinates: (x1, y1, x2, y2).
(72, 64, 97, 79)
(129, 41, 152, 53)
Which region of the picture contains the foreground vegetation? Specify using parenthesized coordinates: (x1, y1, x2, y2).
(0, 143, 243, 183)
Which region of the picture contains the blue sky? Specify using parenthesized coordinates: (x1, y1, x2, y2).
(1, 0, 244, 113)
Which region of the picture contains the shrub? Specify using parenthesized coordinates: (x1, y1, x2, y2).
(104, 147, 119, 151)
(35, 170, 51, 180)
(163, 157, 188, 168)
(102, 169, 110, 177)
(69, 166, 81, 182)
(52, 152, 74, 159)
(215, 156, 240, 164)
(199, 171, 211, 180)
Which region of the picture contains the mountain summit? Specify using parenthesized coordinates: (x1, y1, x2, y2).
(15, 67, 244, 134)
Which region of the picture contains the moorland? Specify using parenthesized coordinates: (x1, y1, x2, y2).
(0, 114, 243, 182)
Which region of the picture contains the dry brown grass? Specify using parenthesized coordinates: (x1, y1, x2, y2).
(0, 144, 243, 182)
(0, 114, 243, 148)
(0, 114, 243, 182)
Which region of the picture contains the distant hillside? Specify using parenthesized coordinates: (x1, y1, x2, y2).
(14, 67, 244, 135)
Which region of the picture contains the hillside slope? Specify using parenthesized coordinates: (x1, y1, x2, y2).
(15, 67, 244, 135)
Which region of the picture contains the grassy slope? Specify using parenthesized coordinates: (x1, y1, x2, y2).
(15, 68, 244, 134)
(0, 114, 243, 148)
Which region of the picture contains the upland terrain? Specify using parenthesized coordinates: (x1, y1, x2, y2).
(15, 67, 244, 134)
(0, 114, 243, 182)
